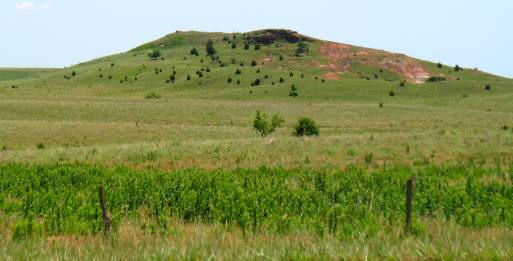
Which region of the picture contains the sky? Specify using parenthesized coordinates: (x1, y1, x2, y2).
(0, 0, 511, 77)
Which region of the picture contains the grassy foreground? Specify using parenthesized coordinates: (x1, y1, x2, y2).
(0, 163, 512, 259)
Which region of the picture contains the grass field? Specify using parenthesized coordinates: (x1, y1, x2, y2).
(1, 29, 512, 259)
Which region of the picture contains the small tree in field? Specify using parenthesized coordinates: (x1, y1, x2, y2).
(206, 39, 216, 56)
(294, 117, 319, 137)
(253, 111, 284, 138)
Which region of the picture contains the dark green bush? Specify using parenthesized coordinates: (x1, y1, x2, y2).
(206, 39, 216, 56)
(294, 117, 319, 136)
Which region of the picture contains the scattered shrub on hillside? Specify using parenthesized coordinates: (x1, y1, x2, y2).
(235, 69, 242, 75)
(295, 41, 309, 56)
(108, 75, 112, 80)
(206, 39, 216, 56)
(256, 69, 261, 73)
(231, 42, 237, 49)
(227, 77, 233, 83)
(389, 91, 395, 97)
(36, 143, 45, 150)
(240, 62, 245, 67)
(71, 70, 76, 77)
(254, 44, 261, 51)
(321, 79, 326, 83)
(279, 55, 284, 61)
(231, 58, 236, 64)
(206, 68, 211, 72)
(253, 111, 284, 138)
(290, 72, 294, 77)
(279, 77, 285, 83)
(187, 75, 191, 81)
(251, 78, 261, 86)
(454, 64, 462, 72)
(170, 75, 176, 82)
(111, 63, 115, 67)
(222, 36, 229, 42)
(400, 81, 406, 87)
(379, 102, 384, 108)
(244, 43, 250, 50)
(289, 85, 298, 97)
(502, 125, 509, 130)
(236, 80, 241, 84)
(437, 62, 443, 68)
(145, 92, 161, 99)
(251, 60, 258, 67)
(190, 47, 199, 56)
(264, 74, 269, 79)
(426, 76, 446, 82)
(294, 117, 319, 137)
(301, 73, 304, 78)
(99, 74, 103, 78)
(485, 84, 491, 90)
(148, 50, 162, 60)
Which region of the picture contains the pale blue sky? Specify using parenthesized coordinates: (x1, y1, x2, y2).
(1, 0, 511, 77)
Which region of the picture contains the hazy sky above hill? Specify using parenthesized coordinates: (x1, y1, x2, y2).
(1, 0, 511, 77)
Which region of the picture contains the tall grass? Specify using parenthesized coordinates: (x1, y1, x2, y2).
(1, 163, 512, 238)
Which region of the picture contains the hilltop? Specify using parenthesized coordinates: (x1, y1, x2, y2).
(2, 29, 503, 93)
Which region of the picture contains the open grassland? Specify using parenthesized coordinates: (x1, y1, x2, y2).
(0, 163, 512, 259)
(0, 68, 61, 82)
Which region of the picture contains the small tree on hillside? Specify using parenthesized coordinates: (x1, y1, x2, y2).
(206, 39, 216, 56)
(190, 47, 199, 56)
(253, 111, 284, 138)
(295, 42, 309, 56)
(148, 50, 161, 60)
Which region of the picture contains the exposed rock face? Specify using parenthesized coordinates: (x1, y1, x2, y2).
(318, 43, 430, 83)
(244, 29, 314, 45)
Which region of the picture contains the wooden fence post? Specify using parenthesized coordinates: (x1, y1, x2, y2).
(405, 178, 413, 234)
(98, 185, 112, 234)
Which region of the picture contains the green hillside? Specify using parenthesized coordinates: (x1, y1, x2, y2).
(1, 29, 511, 169)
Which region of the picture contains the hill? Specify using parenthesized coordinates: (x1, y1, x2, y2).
(0, 28, 512, 169)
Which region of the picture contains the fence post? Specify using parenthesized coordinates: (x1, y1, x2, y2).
(98, 185, 112, 234)
(405, 178, 413, 234)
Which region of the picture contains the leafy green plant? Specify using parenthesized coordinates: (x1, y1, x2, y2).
(294, 117, 319, 136)
(253, 111, 284, 138)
